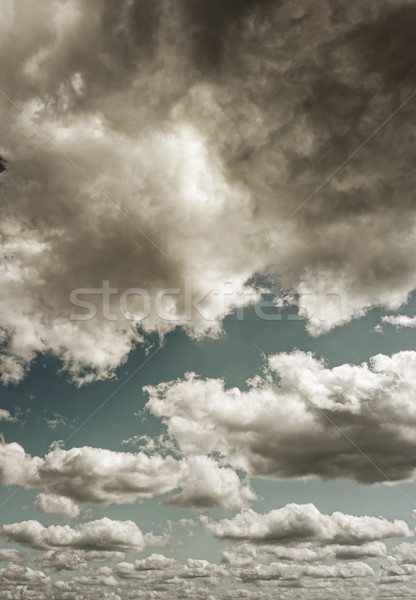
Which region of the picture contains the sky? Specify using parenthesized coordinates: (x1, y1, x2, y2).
(1, 0, 416, 598)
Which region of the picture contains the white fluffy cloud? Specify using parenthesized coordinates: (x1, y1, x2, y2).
(393, 543, 416, 565)
(222, 541, 387, 566)
(35, 493, 81, 520)
(202, 504, 411, 545)
(146, 349, 416, 483)
(2, 0, 416, 382)
(381, 315, 416, 329)
(0, 440, 254, 512)
(116, 554, 228, 581)
(0, 549, 23, 563)
(2, 517, 165, 552)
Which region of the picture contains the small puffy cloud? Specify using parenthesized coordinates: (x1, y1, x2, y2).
(145, 350, 416, 483)
(115, 554, 177, 579)
(381, 315, 416, 329)
(202, 504, 411, 545)
(35, 493, 81, 520)
(0, 441, 42, 486)
(0, 356, 26, 386)
(2, 517, 165, 552)
(166, 455, 256, 509)
(44, 413, 69, 430)
(38, 549, 125, 572)
(0, 563, 50, 587)
(35, 445, 180, 505)
(237, 560, 374, 582)
(130, 553, 177, 572)
(0, 409, 15, 422)
(116, 554, 228, 582)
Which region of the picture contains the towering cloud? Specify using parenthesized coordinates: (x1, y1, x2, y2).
(1, 0, 416, 383)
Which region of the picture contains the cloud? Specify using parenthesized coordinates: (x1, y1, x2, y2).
(35, 493, 81, 520)
(34, 445, 180, 505)
(146, 349, 416, 483)
(237, 560, 374, 582)
(393, 543, 416, 565)
(0, 563, 50, 588)
(116, 554, 228, 582)
(0, 409, 15, 422)
(118, 553, 177, 573)
(1, 0, 416, 383)
(2, 517, 165, 552)
(0, 549, 24, 563)
(0, 440, 254, 512)
(37, 549, 126, 574)
(44, 413, 70, 430)
(222, 540, 387, 566)
(166, 455, 256, 509)
(202, 504, 411, 544)
(0, 440, 42, 486)
(381, 315, 416, 329)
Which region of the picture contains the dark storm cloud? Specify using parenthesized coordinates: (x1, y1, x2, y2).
(177, 0, 278, 73)
(2, 0, 416, 383)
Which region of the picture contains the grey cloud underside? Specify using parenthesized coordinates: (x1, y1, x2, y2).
(202, 503, 411, 545)
(1, 0, 416, 382)
(3, 353, 416, 517)
(0, 441, 255, 513)
(145, 349, 416, 484)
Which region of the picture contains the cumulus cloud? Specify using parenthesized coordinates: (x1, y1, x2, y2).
(0, 440, 254, 512)
(1, 0, 416, 383)
(2, 517, 165, 552)
(146, 349, 416, 483)
(116, 554, 227, 582)
(38, 549, 124, 572)
(0, 440, 42, 486)
(393, 543, 416, 565)
(202, 504, 411, 545)
(381, 315, 416, 329)
(166, 455, 256, 509)
(0, 563, 50, 588)
(35, 492, 81, 520)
